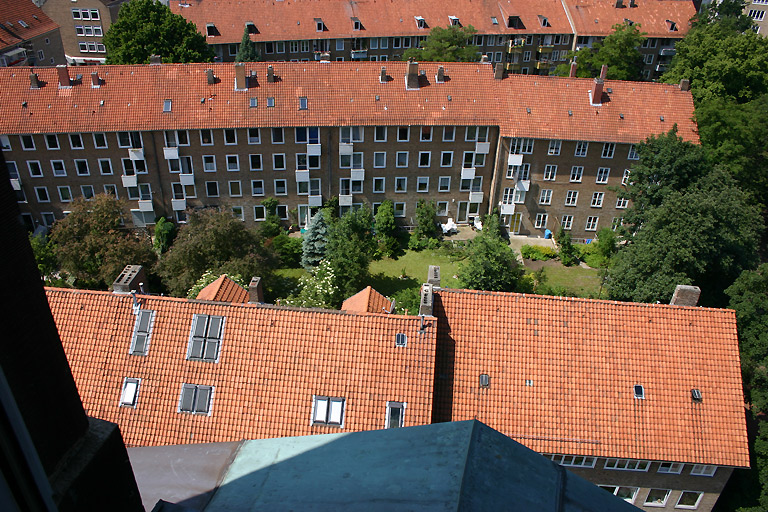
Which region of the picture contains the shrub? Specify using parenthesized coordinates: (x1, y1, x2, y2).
(272, 233, 302, 268)
(555, 227, 578, 267)
(520, 245, 558, 261)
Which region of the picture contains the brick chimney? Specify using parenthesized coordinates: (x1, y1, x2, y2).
(494, 63, 504, 79)
(406, 58, 419, 90)
(90, 71, 100, 88)
(149, 54, 162, 65)
(56, 64, 71, 88)
(29, 72, 39, 89)
(418, 283, 433, 316)
(592, 64, 607, 104)
(380, 66, 387, 83)
(267, 65, 275, 82)
(235, 63, 246, 90)
(206, 68, 215, 85)
(670, 285, 701, 306)
(436, 65, 445, 83)
(248, 276, 264, 303)
(427, 265, 441, 286)
(679, 78, 690, 91)
(112, 265, 147, 294)
(569, 61, 577, 77)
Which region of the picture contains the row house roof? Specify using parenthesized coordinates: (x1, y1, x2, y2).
(564, 0, 696, 38)
(0, 0, 60, 51)
(0, 61, 697, 144)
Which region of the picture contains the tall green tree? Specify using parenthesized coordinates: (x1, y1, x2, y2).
(235, 26, 260, 62)
(28, 233, 58, 281)
(374, 200, 399, 258)
(555, 23, 646, 81)
(325, 207, 374, 305)
(402, 25, 479, 62)
(457, 214, 523, 292)
(50, 195, 156, 289)
(301, 210, 330, 269)
(692, 0, 754, 32)
(104, 0, 214, 64)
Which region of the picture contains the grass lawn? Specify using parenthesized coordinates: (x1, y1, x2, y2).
(368, 248, 466, 296)
(532, 263, 603, 298)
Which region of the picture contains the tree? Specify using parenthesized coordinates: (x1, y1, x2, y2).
(270, 233, 302, 268)
(692, 0, 755, 33)
(153, 217, 176, 254)
(235, 26, 260, 62)
(413, 200, 439, 241)
(457, 214, 524, 292)
(281, 259, 339, 309)
(374, 200, 399, 258)
(157, 208, 276, 296)
(402, 25, 480, 62)
(301, 210, 330, 269)
(325, 207, 375, 305)
(607, 169, 762, 306)
(555, 23, 646, 81)
(49, 195, 156, 289)
(28, 233, 58, 281)
(103, 0, 214, 64)
(555, 227, 577, 267)
(260, 197, 284, 239)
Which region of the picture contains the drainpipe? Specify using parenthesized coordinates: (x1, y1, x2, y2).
(487, 129, 505, 215)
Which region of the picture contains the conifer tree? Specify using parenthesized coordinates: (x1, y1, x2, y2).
(301, 210, 329, 269)
(235, 27, 260, 62)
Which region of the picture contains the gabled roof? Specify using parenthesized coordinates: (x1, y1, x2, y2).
(341, 286, 392, 314)
(46, 288, 436, 447)
(195, 275, 248, 303)
(0, 61, 698, 144)
(432, 288, 749, 467)
(563, 0, 696, 38)
(0, 0, 60, 51)
(171, 0, 573, 44)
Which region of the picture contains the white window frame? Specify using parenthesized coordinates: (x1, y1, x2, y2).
(574, 141, 589, 157)
(591, 192, 604, 208)
(539, 189, 552, 205)
(561, 215, 573, 230)
(417, 176, 429, 193)
(373, 177, 385, 193)
(602, 142, 616, 159)
(418, 151, 431, 167)
(585, 216, 599, 231)
(548, 140, 561, 155)
(534, 213, 548, 229)
(178, 384, 214, 415)
(312, 395, 345, 426)
(596, 167, 610, 184)
(604, 458, 651, 472)
(570, 166, 583, 183)
(443, 126, 455, 142)
(394, 202, 406, 217)
(657, 463, 684, 474)
(120, 378, 141, 407)
(675, 491, 703, 509)
(690, 465, 717, 477)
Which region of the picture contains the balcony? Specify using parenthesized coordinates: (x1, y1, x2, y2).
(339, 194, 353, 206)
(171, 198, 187, 211)
(137, 200, 154, 212)
(128, 148, 144, 161)
(515, 180, 530, 191)
(505, 62, 522, 72)
(339, 143, 353, 155)
(461, 167, 475, 180)
(350, 168, 365, 181)
(307, 143, 322, 156)
(308, 195, 323, 207)
(475, 142, 490, 155)
(10, 178, 21, 191)
(537, 44, 554, 53)
(508, 154, 523, 166)
(499, 203, 516, 215)
(351, 49, 368, 59)
(655, 64, 667, 73)
(295, 170, 310, 182)
(659, 48, 676, 56)
(163, 147, 179, 160)
(469, 192, 484, 204)
(121, 175, 137, 188)
(507, 39, 525, 51)
(535, 59, 551, 70)
(180, 173, 195, 186)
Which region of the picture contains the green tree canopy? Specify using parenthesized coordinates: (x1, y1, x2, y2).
(28, 233, 58, 281)
(402, 25, 479, 62)
(373, 200, 399, 258)
(554, 23, 646, 81)
(49, 194, 156, 288)
(104, 0, 214, 64)
(457, 214, 524, 292)
(235, 26, 260, 62)
(325, 207, 375, 305)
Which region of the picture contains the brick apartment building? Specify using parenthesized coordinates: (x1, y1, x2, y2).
(744, 0, 768, 34)
(45, 277, 749, 511)
(0, 60, 696, 240)
(0, 0, 65, 67)
(171, 0, 696, 80)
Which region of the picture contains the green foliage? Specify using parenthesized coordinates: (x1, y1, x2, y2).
(608, 169, 762, 306)
(457, 215, 524, 292)
(407, 235, 442, 252)
(271, 233, 302, 268)
(691, 0, 755, 33)
(325, 207, 375, 305)
(554, 23, 646, 81)
(235, 26, 260, 62)
(28, 233, 58, 280)
(301, 210, 330, 269)
(412, 200, 440, 242)
(576, 228, 618, 269)
(374, 200, 399, 258)
(186, 270, 247, 299)
(103, 0, 214, 64)
(402, 25, 480, 62)
(520, 244, 557, 261)
(156, 208, 276, 296)
(392, 286, 420, 315)
(555, 228, 578, 267)
(50, 194, 156, 289)
(260, 197, 284, 239)
(480, 212, 505, 241)
(281, 259, 339, 309)
(153, 217, 176, 254)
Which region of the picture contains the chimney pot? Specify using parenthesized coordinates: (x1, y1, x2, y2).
(90, 71, 100, 88)
(599, 64, 608, 80)
(569, 61, 578, 77)
(248, 276, 264, 303)
(267, 65, 275, 82)
(56, 64, 71, 88)
(235, 63, 247, 90)
(29, 72, 39, 89)
(206, 68, 215, 85)
(494, 63, 504, 79)
(670, 285, 701, 306)
(679, 78, 690, 91)
(380, 66, 387, 83)
(436, 65, 445, 83)
(149, 54, 162, 65)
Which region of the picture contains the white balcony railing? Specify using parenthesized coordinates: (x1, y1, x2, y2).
(137, 200, 154, 212)
(10, 178, 21, 191)
(128, 148, 144, 161)
(339, 143, 353, 155)
(163, 147, 179, 160)
(179, 173, 195, 186)
(508, 154, 523, 166)
(295, 170, 310, 182)
(350, 168, 365, 181)
(121, 175, 137, 188)
(469, 192, 484, 204)
(307, 144, 322, 156)
(461, 167, 476, 180)
(499, 203, 516, 215)
(171, 198, 187, 211)
(339, 194, 353, 206)
(308, 195, 323, 207)
(475, 142, 491, 154)
(515, 180, 530, 191)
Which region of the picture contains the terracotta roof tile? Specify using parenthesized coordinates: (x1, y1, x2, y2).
(0, 62, 698, 144)
(341, 286, 392, 314)
(196, 275, 249, 303)
(563, 0, 697, 38)
(0, 0, 60, 51)
(47, 288, 436, 447)
(432, 289, 749, 467)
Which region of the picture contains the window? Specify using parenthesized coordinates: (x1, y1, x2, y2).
(35, 186, 50, 203)
(463, 151, 485, 168)
(438, 176, 451, 192)
(544, 454, 597, 468)
(187, 314, 225, 362)
(440, 151, 453, 167)
(397, 126, 410, 142)
(251, 179, 265, 196)
(274, 179, 287, 195)
(599, 486, 638, 504)
(118, 131, 142, 149)
(179, 384, 213, 414)
(130, 309, 154, 355)
(690, 465, 717, 477)
(373, 177, 385, 193)
(749, 9, 767, 20)
(273, 154, 286, 171)
(295, 127, 320, 144)
(394, 177, 407, 193)
(104, 184, 118, 198)
(21, 135, 35, 150)
(58, 186, 72, 202)
(373, 152, 386, 168)
(396, 151, 408, 167)
(245, 128, 261, 145)
(386, 401, 405, 428)
(28, 161, 43, 178)
(543, 165, 557, 181)
(226, 155, 239, 172)
(203, 155, 216, 172)
(312, 395, 345, 426)
(41, 212, 55, 227)
(374, 126, 387, 142)
(93, 132, 108, 149)
(561, 215, 573, 230)
(205, 181, 219, 197)
(443, 126, 455, 142)
(200, 129, 214, 146)
(570, 166, 583, 182)
(417, 177, 429, 192)
(539, 189, 552, 205)
(622, 169, 631, 186)
(420, 126, 432, 142)
(591, 192, 604, 207)
(628, 144, 639, 160)
(418, 151, 431, 167)
(596, 167, 610, 184)
(460, 176, 482, 192)
(340, 126, 363, 143)
(535, 213, 548, 229)
(51, 160, 66, 177)
(574, 141, 589, 157)
(120, 378, 141, 407)
(585, 216, 599, 231)
(654, 462, 684, 474)
(81, 185, 95, 200)
(604, 458, 651, 471)
(565, 190, 578, 206)
(75, 159, 89, 176)
(644, 489, 671, 507)
(298, 178, 321, 196)
(548, 140, 561, 155)
(509, 137, 534, 154)
(602, 142, 616, 158)
(0, 135, 11, 151)
(221, 128, 236, 145)
(126, 183, 151, 201)
(228, 181, 242, 197)
(394, 202, 406, 217)
(676, 491, 703, 509)
(254, 205, 266, 220)
(523, 51, 531, 62)
(248, 154, 263, 171)
(266, 97, 275, 108)
(45, 134, 60, 150)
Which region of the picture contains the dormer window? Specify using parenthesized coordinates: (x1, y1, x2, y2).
(415, 16, 426, 29)
(666, 19, 678, 31)
(538, 15, 550, 28)
(245, 21, 257, 34)
(352, 17, 362, 30)
(187, 314, 224, 362)
(314, 18, 324, 31)
(206, 23, 218, 37)
(449, 16, 460, 26)
(508, 15, 523, 29)
(396, 333, 407, 347)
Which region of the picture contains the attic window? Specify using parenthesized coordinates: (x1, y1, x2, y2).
(691, 388, 702, 402)
(449, 16, 460, 26)
(624, 18, 634, 26)
(245, 21, 257, 34)
(415, 16, 426, 29)
(538, 15, 550, 28)
(18, 20, 29, 28)
(206, 23, 217, 36)
(314, 18, 324, 31)
(352, 17, 362, 30)
(130, 309, 155, 355)
(491, 17, 498, 25)
(508, 15, 523, 29)
(634, 385, 645, 399)
(525, 379, 534, 386)
(267, 97, 275, 107)
(120, 378, 140, 407)
(666, 20, 678, 31)
(312, 395, 345, 426)
(187, 314, 225, 362)
(249, 97, 257, 108)
(386, 401, 405, 428)
(179, 383, 213, 414)
(479, 374, 490, 388)
(299, 97, 308, 110)
(163, 99, 172, 112)
(395, 333, 407, 347)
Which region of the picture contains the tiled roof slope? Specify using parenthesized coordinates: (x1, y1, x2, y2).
(0, 0, 60, 51)
(46, 288, 437, 447)
(341, 286, 392, 314)
(0, 62, 698, 144)
(195, 275, 248, 303)
(432, 289, 749, 467)
(172, 0, 573, 44)
(563, 0, 696, 38)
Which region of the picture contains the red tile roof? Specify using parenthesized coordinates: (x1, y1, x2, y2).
(432, 289, 749, 467)
(0, 0, 60, 51)
(0, 61, 698, 144)
(46, 288, 436, 447)
(195, 275, 248, 303)
(563, 0, 696, 38)
(341, 286, 392, 314)
(172, 0, 573, 44)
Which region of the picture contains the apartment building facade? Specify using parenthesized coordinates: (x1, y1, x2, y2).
(0, 0, 66, 67)
(0, 61, 696, 239)
(171, 0, 695, 79)
(745, 0, 768, 34)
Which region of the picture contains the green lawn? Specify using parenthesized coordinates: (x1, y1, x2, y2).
(532, 264, 603, 298)
(368, 248, 465, 296)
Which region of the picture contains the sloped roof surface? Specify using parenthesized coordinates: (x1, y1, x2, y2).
(46, 288, 436, 447)
(341, 286, 392, 314)
(432, 289, 749, 467)
(0, 0, 60, 51)
(563, 0, 696, 37)
(0, 61, 698, 144)
(195, 275, 248, 303)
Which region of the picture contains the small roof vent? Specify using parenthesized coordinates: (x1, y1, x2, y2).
(691, 389, 702, 402)
(479, 374, 490, 388)
(634, 385, 645, 399)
